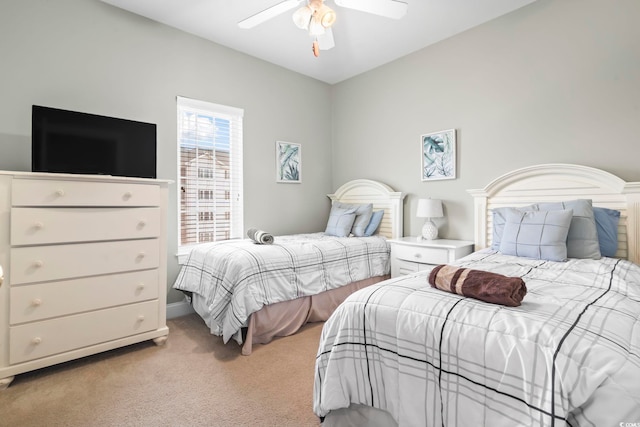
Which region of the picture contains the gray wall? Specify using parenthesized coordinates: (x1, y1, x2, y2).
(0, 0, 333, 304)
(331, 0, 640, 240)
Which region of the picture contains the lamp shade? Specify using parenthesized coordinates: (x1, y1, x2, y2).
(416, 198, 443, 218)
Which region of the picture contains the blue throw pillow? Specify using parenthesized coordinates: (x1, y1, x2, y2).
(593, 207, 620, 257)
(325, 205, 357, 237)
(363, 210, 384, 236)
(499, 208, 573, 262)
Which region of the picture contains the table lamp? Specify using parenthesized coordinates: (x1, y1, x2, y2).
(416, 198, 443, 240)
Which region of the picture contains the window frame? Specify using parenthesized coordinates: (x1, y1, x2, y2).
(176, 96, 244, 264)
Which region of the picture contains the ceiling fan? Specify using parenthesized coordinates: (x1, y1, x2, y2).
(238, 0, 408, 57)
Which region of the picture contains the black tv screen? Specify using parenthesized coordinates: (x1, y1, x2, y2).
(32, 105, 157, 179)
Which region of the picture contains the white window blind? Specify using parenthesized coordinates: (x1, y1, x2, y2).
(177, 96, 243, 251)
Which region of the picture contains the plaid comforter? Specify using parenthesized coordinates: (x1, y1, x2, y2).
(314, 250, 640, 426)
(173, 233, 390, 345)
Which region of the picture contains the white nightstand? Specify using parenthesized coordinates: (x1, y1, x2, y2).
(388, 237, 475, 278)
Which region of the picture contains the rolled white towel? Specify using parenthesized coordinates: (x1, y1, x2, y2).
(247, 228, 274, 244)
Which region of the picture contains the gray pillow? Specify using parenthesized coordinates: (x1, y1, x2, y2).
(532, 199, 601, 259)
(325, 205, 357, 237)
(333, 202, 373, 237)
(499, 208, 573, 262)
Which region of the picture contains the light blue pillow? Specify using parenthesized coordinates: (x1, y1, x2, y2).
(593, 207, 620, 257)
(363, 210, 384, 236)
(325, 205, 357, 237)
(532, 199, 601, 259)
(491, 207, 512, 250)
(492, 204, 537, 250)
(333, 202, 373, 237)
(499, 208, 573, 262)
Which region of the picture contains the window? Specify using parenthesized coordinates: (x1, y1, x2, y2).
(177, 96, 243, 257)
(198, 167, 214, 179)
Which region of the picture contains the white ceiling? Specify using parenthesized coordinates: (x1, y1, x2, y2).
(100, 0, 537, 84)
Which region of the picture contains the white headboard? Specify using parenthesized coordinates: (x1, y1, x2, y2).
(328, 179, 405, 239)
(467, 164, 640, 264)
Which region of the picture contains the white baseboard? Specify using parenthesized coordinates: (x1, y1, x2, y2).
(166, 298, 195, 319)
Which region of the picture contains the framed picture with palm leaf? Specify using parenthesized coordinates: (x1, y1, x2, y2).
(276, 141, 302, 183)
(421, 129, 456, 181)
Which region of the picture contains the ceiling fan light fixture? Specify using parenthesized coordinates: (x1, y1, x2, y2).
(317, 5, 336, 28)
(308, 17, 326, 36)
(292, 5, 312, 30)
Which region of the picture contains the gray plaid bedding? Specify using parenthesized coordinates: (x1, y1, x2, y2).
(314, 249, 640, 426)
(173, 233, 390, 345)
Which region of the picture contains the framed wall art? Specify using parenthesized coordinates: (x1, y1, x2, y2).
(421, 129, 456, 181)
(276, 141, 301, 183)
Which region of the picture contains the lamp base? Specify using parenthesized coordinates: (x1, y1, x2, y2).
(421, 220, 438, 240)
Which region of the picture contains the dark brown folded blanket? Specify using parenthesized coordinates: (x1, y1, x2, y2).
(428, 264, 527, 307)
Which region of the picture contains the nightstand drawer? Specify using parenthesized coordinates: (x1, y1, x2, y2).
(393, 244, 448, 265)
(388, 238, 475, 278)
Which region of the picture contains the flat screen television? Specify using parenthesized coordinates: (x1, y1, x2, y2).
(32, 105, 157, 179)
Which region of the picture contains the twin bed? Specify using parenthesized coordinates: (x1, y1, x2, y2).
(173, 179, 405, 355)
(314, 164, 640, 426)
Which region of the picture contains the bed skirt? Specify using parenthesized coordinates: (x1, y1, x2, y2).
(241, 275, 389, 355)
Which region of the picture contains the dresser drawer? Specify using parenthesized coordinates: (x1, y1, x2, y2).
(392, 244, 449, 265)
(9, 300, 159, 364)
(10, 270, 159, 324)
(10, 239, 160, 285)
(12, 179, 160, 207)
(11, 207, 161, 245)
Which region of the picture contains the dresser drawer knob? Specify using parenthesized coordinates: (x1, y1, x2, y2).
(32, 298, 42, 306)
(123, 191, 133, 200)
(33, 260, 44, 268)
(34, 222, 44, 230)
(55, 189, 65, 197)
(137, 283, 145, 291)
(414, 253, 422, 258)
(32, 337, 42, 345)
(138, 220, 147, 228)
(137, 315, 145, 322)
(137, 252, 146, 260)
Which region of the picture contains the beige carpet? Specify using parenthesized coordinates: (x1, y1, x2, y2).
(0, 314, 324, 427)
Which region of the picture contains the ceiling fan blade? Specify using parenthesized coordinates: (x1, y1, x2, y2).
(334, 0, 408, 19)
(317, 28, 335, 50)
(238, 0, 303, 29)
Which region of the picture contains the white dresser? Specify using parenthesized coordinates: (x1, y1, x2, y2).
(0, 171, 170, 389)
(388, 237, 475, 278)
